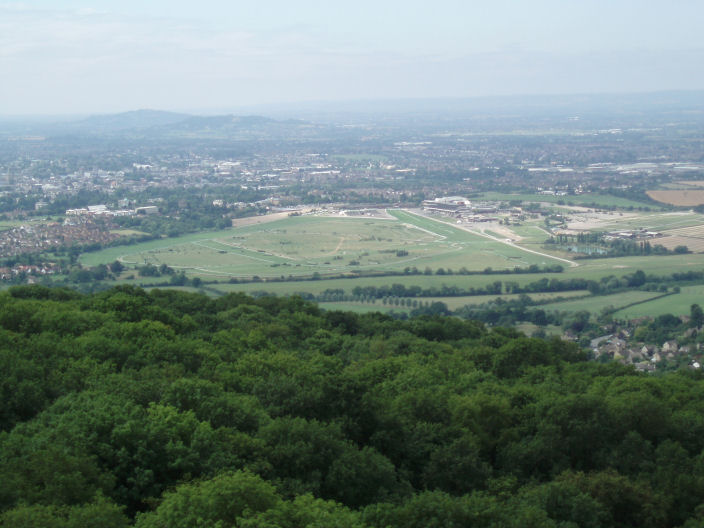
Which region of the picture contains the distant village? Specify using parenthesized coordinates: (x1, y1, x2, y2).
(586, 319, 702, 373)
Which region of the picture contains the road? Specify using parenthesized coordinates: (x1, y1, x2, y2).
(402, 209, 579, 268)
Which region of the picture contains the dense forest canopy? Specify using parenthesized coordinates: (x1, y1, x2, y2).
(2, 285, 704, 527)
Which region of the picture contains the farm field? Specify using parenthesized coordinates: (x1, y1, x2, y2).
(563, 253, 704, 278)
(80, 211, 559, 278)
(0, 217, 58, 232)
(206, 273, 558, 297)
(507, 224, 552, 243)
(541, 290, 664, 315)
(317, 290, 590, 313)
(658, 224, 704, 252)
(419, 290, 589, 309)
(110, 229, 151, 236)
(472, 191, 659, 209)
(647, 190, 704, 206)
(515, 323, 564, 337)
(79, 228, 240, 266)
(75, 205, 704, 322)
(615, 285, 704, 318)
(565, 210, 704, 233)
(145, 285, 205, 295)
(316, 301, 410, 314)
(192, 251, 704, 298)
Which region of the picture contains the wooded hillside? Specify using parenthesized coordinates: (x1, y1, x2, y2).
(1, 285, 704, 527)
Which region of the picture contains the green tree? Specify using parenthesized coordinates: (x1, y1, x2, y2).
(134, 471, 280, 528)
(690, 303, 704, 328)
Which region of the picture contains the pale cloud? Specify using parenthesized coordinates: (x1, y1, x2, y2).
(0, 3, 703, 114)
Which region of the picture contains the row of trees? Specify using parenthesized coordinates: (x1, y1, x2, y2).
(546, 234, 688, 258)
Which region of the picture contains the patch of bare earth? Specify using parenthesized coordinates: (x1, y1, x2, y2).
(647, 190, 704, 206)
(231, 211, 300, 228)
(658, 225, 704, 252)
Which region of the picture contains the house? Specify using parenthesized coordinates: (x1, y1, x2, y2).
(590, 334, 612, 350)
(662, 341, 679, 354)
(635, 361, 656, 373)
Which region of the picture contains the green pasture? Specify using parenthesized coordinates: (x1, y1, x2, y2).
(541, 290, 664, 315)
(515, 323, 564, 337)
(317, 302, 410, 314)
(198, 251, 704, 297)
(145, 286, 205, 295)
(421, 290, 589, 310)
(563, 254, 704, 279)
(572, 211, 704, 233)
(80, 211, 561, 278)
(508, 224, 552, 242)
(472, 192, 659, 209)
(206, 273, 556, 297)
(317, 290, 590, 313)
(0, 217, 56, 232)
(614, 285, 704, 319)
(79, 228, 237, 266)
(75, 208, 704, 322)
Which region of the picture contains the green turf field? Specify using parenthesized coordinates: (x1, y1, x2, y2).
(472, 192, 660, 209)
(75, 205, 704, 322)
(614, 285, 704, 318)
(316, 290, 589, 313)
(420, 290, 589, 309)
(206, 273, 554, 296)
(80, 211, 563, 278)
(541, 290, 664, 315)
(562, 254, 704, 279)
(317, 302, 410, 314)
(584, 211, 704, 232)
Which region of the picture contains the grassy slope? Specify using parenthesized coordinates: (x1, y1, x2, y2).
(541, 290, 663, 314)
(473, 191, 660, 209)
(80, 212, 554, 276)
(615, 285, 704, 318)
(317, 290, 589, 313)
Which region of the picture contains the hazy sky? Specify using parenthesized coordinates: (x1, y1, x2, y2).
(2, 0, 703, 115)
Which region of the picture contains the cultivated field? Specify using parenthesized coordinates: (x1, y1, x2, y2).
(647, 190, 704, 206)
(205, 273, 563, 297)
(615, 285, 704, 318)
(562, 253, 704, 278)
(474, 192, 659, 209)
(78, 203, 704, 323)
(316, 290, 590, 313)
(565, 210, 704, 233)
(541, 290, 664, 315)
(657, 224, 704, 252)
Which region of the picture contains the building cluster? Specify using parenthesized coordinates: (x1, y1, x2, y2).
(421, 196, 513, 222)
(603, 229, 663, 241)
(65, 204, 158, 217)
(0, 263, 60, 280)
(589, 326, 702, 372)
(0, 218, 119, 258)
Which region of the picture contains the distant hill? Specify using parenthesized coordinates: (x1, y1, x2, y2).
(73, 109, 193, 132)
(38, 110, 328, 140)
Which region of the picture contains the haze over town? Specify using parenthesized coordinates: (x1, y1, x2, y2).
(2, 0, 704, 115)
